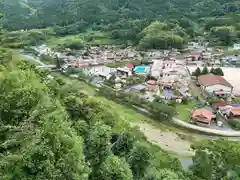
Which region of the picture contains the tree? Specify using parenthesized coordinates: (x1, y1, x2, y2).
(138, 21, 185, 50)
(84, 123, 112, 169)
(128, 142, 151, 179)
(192, 67, 201, 77)
(112, 132, 135, 157)
(213, 67, 224, 76)
(143, 169, 187, 180)
(210, 67, 215, 74)
(210, 26, 237, 46)
(201, 66, 209, 75)
(0, 64, 90, 180)
(190, 140, 240, 180)
(98, 155, 133, 180)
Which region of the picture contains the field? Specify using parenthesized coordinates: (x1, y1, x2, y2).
(46, 30, 117, 48)
(175, 101, 196, 122)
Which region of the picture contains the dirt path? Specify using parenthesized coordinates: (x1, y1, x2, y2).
(131, 122, 195, 156)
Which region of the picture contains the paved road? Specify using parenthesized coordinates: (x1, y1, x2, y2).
(173, 117, 240, 137)
(23, 54, 46, 66)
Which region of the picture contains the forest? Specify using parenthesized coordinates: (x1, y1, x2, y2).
(0, 0, 240, 179)
(1, 0, 240, 47)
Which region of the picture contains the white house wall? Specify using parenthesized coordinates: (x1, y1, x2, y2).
(205, 84, 232, 93)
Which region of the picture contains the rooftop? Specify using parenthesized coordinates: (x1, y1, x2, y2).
(198, 74, 233, 88)
(230, 107, 240, 116)
(192, 108, 213, 123)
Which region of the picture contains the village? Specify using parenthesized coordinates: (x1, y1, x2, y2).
(28, 41, 240, 133)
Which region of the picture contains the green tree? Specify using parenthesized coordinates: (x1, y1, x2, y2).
(191, 140, 240, 180)
(112, 132, 135, 157)
(84, 123, 111, 169)
(210, 67, 215, 74)
(98, 155, 133, 180)
(143, 169, 186, 180)
(192, 67, 201, 76)
(201, 66, 209, 75)
(213, 67, 224, 76)
(0, 64, 90, 180)
(128, 142, 151, 179)
(210, 26, 237, 46)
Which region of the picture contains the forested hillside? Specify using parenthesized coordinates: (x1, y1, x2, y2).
(1, 0, 240, 47)
(1, 0, 240, 30)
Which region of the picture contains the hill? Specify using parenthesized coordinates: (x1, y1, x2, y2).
(1, 0, 240, 47)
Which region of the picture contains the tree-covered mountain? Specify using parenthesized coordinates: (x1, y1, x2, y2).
(1, 0, 240, 31)
(1, 0, 240, 47)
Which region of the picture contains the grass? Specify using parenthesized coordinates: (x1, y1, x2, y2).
(52, 73, 96, 96)
(175, 101, 196, 122)
(46, 29, 116, 48)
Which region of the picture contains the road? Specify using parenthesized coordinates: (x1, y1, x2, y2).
(22, 54, 46, 66)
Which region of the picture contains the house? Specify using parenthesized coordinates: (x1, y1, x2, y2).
(202, 51, 212, 60)
(90, 66, 117, 80)
(191, 108, 213, 127)
(198, 74, 233, 96)
(117, 67, 132, 77)
(70, 61, 89, 68)
(161, 69, 182, 79)
(186, 52, 202, 61)
(146, 80, 158, 92)
(150, 60, 163, 79)
(126, 63, 134, 71)
(233, 43, 240, 50)
(228, 107, 240, 120)
(163, 59, 176, 68)
(212, 100, 229, 111)
(126, 84, 147, 92)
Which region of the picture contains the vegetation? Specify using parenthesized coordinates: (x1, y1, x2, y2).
(0, 55, 187, 179)
(191, 140, 240, 179)
(210, 67, 224, 76)
(1, 1, 240, 179)
(192, 66, 224, 76)
(175, 101, 196, 121)
(1, 0, 240, 48)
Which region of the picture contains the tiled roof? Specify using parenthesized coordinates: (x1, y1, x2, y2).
(230, 107, 240, 116)
(213, 100, 229, 109)
(192, 108, 213, 122)
(198, 74, 233, 88)
(126, 63, 134, 70)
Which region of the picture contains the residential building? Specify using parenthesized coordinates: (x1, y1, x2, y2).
(233, 44, 240, 50)
(198, 74, 233, 96)
(191, 108, 213, 127)
(117, 67, 132, 77)
(228, 107, 240, 120)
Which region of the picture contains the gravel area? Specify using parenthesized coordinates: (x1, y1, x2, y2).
(131, 122, 194, 156)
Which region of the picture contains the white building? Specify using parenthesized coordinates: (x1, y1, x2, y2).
(233, 44, 240, 50)
(198, 74, 233, 96)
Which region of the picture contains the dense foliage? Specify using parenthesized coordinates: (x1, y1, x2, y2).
(0, 55, 186, 179)
(191, 140, 240, 179)
(1, 0, 240, 47)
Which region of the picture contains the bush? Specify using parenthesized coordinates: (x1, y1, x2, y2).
(97, 87, 176, 121)
(66, 67, 84, 74)
(61, 40, 84, 50)
(228, 120, 240, 130)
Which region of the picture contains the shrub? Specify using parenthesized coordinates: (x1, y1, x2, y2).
(228, 120, 240, 130)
